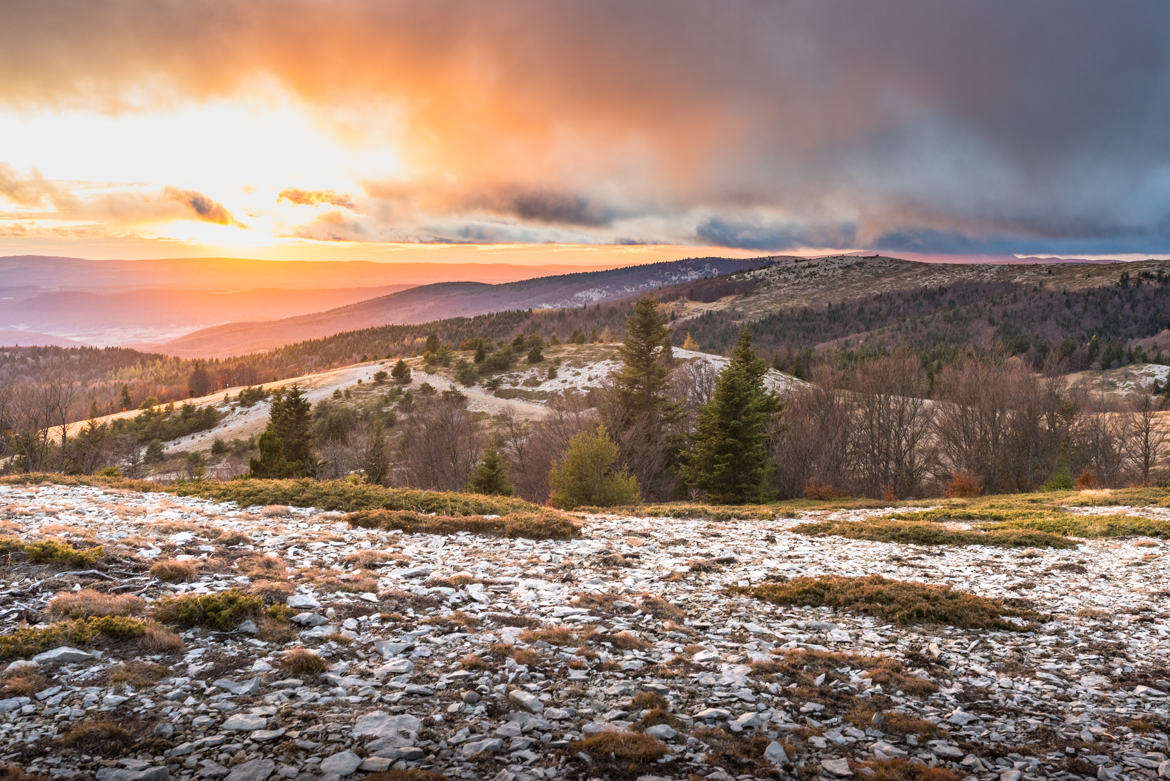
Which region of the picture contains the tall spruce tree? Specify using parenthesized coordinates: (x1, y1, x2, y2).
(683, 329, 781, 503)
(249, 385, 315, 478)
(607, 296, 683, 498)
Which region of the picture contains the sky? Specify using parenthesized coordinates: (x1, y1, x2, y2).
(0, 1, 1168, 264)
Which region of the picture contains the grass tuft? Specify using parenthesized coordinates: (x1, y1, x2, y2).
(281, 647, 329, 676)
(572, 730, 667, 777)
(48, 589, 145, 619)
(736, 575, 1035, 629)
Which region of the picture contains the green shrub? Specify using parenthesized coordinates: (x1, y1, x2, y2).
(0, 537, 104, 568)
(154, 589, 263, 630)
(549, 426, 640, 509)
(0, 616, 149, 659)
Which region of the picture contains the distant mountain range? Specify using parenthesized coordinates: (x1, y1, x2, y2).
(144, 256, 779, 357)
(0, 255, 630, 346)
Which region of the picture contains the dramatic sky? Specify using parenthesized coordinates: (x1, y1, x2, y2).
(1, 0, 1168, 263)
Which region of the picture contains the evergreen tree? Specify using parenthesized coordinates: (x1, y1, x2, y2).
(683, 329, 781, 503)
(549, 426, 640, 509)
(119, 385, 132, 410)
(188, 361, 215, 398)
(607, 296, 683, 497)
(425, 334, 441, 353)
(391, 359, 412, 384)
(467, 447, 514, 495)
(249, 385, 315, 477)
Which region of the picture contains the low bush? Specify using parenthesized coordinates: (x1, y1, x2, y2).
(735, 575, 1035, 629)
(889, 508, 1169, 539)
(0, 537, 104, 568)
(0, 616, 170, 659)
(345, 509, 579, 540)
(792, 520, 1075, 548)
(154, 589, 263, 630)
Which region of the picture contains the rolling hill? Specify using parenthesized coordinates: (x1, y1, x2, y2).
(148, 256, 780, 357)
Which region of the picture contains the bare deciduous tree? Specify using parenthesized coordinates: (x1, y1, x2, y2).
(1123, 387, 1167, 485)
(396, 390, 481, 491)
(771, 367, 853, 498)
(850, 355, 936, 498)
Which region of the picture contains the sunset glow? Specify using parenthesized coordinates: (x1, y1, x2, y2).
(1, 1, 1168, 262)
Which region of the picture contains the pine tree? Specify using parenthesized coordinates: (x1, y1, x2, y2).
(249, 385, 315, 478)
(607, 296, 683, 497)
(119, 385, 132, 411)
(391, 359, 412, 384)
(683, 329, 781, 503)
(467, 447, 514, 495)
(549, 426, 640, 509)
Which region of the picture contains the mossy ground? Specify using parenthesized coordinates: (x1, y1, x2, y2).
(736, 575, 1036, 629)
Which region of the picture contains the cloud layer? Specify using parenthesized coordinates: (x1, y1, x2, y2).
(0, 1, 1168, 256)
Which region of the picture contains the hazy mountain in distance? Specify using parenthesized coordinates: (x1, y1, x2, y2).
(150, 256, 779, 357)
(0, 286, 413, 345)
(0, 329, 89, 348)
(0, 256, 621, 292)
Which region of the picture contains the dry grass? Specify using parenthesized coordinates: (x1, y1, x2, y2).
(250, 578, 295, 602)
(459, 653, 491, 670)
(237, 554, 287, 579)
(519, 626, 581, 647)
(571, 730, 667, 778)
(48, 589, 144, 619)
(752, 649, 936, 697)
(57, 720, 132, 754)
(281, 647, 329, 676)
(847, 707, 941, 737)
(149, 559, 199, 582)
(637, 595, 685, 622)
(793, 519, 1076, 548)
(606, 631, 652, 650)
(106, 661, 170, 689)
(362, 770, 448, 781)
(850, 758, 962, 780)
(343, 550, 406, 569)
(345, 508, 580, 540)
(736, 575, 1035, 629)
(0, 667, 48, 697)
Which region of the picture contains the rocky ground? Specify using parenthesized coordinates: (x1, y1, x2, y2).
(0, 483, 1167, 780)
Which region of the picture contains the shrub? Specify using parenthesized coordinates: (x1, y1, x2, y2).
(1075, 468, 1099, 489)
(22, 540, 103, 568)
(49, 590, 145, 619)
(345, 509, 579, 540)
(945, 471, 982, 498)
(0, 616, 156, 659)
(803, 477, 836, 500)
(467, 448, 514, 496)
(736, 575, 1035, 629)
(549, 426, 640, 509)
(154, 589, 263, 630)
(150, 559, 199, 582)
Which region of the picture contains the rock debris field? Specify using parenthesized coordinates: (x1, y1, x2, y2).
(0, 483, 1168, 780)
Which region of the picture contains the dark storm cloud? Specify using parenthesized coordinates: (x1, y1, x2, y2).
(1, 1, 1168, 254)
